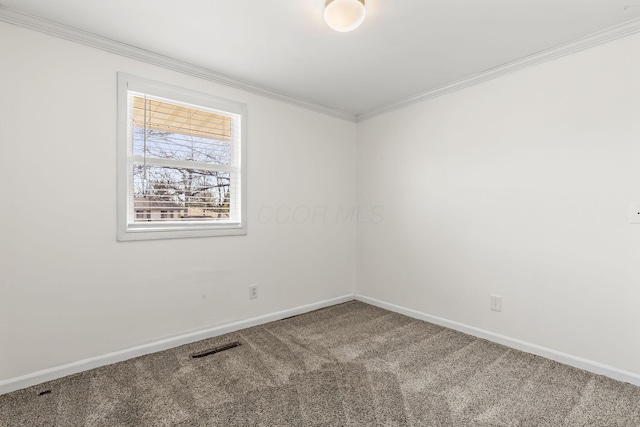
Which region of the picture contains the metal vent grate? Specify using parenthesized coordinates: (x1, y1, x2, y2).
(191, 341, 241, 359)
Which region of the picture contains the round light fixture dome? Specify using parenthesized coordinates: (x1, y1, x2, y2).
(324, 0, 366, 33)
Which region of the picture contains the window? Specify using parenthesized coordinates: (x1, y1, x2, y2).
(117, 73, 247, 241)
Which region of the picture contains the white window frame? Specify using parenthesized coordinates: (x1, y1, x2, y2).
(117, 73, 247, 241)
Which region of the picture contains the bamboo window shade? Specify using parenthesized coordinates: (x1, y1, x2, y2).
(132, 96, 232, 141)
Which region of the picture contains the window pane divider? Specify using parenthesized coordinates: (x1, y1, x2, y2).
(131, 155, 234, 173)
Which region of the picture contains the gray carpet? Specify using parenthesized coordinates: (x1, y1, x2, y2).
(1, 301, 639, 426)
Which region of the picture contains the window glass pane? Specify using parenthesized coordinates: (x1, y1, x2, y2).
(132, 96, 232, 166)
(132, 166, 231, 222)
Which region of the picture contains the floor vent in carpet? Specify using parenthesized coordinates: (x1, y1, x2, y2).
(191, 341, 241, 359)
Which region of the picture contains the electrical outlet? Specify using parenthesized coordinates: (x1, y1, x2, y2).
(249, 285, 258, 300)
(490, 295, 502, 312)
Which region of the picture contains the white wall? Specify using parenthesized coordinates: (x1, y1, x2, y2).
(358, 32, 640, 375)
(0, 22, 357, 382)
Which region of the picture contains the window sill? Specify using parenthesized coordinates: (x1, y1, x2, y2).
(117, 223, 247, 241)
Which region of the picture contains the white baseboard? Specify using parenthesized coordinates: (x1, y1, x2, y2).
(355, 294, 640, 387)
(0, 294, 355, 396)
(4, 293, 637, 396)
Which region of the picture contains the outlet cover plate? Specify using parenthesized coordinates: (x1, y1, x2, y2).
(490, 295, 502, 312)
(249, 285, 258, 300)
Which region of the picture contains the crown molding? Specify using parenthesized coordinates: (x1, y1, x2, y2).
(3, 5, 640, 125)
(357, 17, 640, 122)
(0, 5, 357, 123)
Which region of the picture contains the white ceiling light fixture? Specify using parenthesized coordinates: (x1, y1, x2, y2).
(324, 0, 366, 33)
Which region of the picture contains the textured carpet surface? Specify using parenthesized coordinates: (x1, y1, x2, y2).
(1, 301, 639, 426)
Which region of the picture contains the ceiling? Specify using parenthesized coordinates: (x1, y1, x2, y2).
(2, 0, 640, 118)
